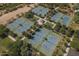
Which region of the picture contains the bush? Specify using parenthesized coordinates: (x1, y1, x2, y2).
(24, 12, 34, 19)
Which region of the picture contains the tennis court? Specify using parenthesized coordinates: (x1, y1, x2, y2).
(32, 6, 49, 17)
(29, 28, 49, 48)
(28, 28, 62, 55)
(7, 18, 33, 37)
(39, 32, 61, 55)
(51, 12, 72, 27)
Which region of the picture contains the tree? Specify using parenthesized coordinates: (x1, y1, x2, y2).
(0, 25, 5, 35)
(8, 40, 23, 56)
(0, 25, 9, 38)
(21, 40, 28, 56)
(74, 12, 79, 24)
(60, 26, 66, 35)
(74, 30, 79, 38)
(25, 12, 34, 19)
(44, 22, 52, 30)
(8, 39, 33, 56)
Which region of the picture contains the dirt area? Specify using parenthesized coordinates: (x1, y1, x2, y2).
(70, 23, 79, 30)
(0, 5, 33, 25)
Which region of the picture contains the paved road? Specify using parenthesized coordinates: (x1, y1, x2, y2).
(68, 48, 79, 56)
(0, 5, 33, 25)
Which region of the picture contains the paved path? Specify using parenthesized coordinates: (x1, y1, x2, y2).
(68, 48, 79, 56)
(64, 36, 74, 56)
(0, 5, 32, 25)
(75, 9, 79, 13)
(34, 15, 56, 29)
(8, 35, 16, 42)
(21, 36, 26, 40)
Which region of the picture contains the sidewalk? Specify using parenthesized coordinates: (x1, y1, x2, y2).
(8, 35, 16, 42)
(64, 36, 74, 56)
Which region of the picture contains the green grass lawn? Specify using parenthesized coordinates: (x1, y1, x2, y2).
(71, 38, 79, 50)
(0, 37, 14, 48)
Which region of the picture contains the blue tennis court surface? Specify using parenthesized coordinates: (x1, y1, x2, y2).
(7, 18, 33, 36)
(39, 33, 61, 55)
(28, 28, 62, 56)
(51, 12, 72, 27)
(32, 6, 49, 17)
(29, 28, 49, 48)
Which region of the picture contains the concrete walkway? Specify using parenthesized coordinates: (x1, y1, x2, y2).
(8, 35, 16, 42)
(34, 15, 56, 29)
(64, 36, 74, 56)
(21, 36, 26, 40)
